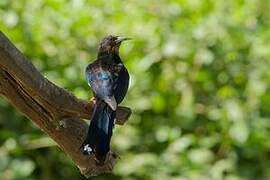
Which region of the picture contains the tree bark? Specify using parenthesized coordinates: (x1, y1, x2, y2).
(0, 31, 131, 177)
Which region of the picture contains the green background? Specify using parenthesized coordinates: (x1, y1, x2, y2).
(0, 0, 270, 179)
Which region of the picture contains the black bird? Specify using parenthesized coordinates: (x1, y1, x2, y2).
(81, 35, 130, 165)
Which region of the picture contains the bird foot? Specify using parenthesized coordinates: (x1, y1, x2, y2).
(90, 97, 96, 104)
(111, 151, 120, 159)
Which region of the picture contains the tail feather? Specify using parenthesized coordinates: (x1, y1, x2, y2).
(81, 98, 116, 165)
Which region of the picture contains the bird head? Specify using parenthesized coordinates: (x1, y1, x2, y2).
(98, 35, 131, 55)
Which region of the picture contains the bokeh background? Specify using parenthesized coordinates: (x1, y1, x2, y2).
(0, 0, 270, 179)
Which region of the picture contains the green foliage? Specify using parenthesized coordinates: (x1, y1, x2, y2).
(0, 0, 270, 179)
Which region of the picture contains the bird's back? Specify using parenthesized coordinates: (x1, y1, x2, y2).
(85, 55, 129, 104)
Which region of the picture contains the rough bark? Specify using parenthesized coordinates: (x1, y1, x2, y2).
(0, 31, 131, 177)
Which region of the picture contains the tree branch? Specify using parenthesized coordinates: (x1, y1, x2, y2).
(0, 31, 131, 177)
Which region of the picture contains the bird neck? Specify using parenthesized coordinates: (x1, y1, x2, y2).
(97, 51, 121, 64)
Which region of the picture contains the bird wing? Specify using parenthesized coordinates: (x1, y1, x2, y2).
(114, 67, 129, 104)
(85, 64, 118, 110)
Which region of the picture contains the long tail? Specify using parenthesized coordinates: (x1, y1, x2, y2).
(81, 98, 116, 165)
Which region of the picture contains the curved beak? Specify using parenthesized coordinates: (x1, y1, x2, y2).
(115, 36, 132, 44)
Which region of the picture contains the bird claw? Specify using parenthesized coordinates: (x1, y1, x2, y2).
(107, 160, 113, 171)
(90, 97, 96, 104)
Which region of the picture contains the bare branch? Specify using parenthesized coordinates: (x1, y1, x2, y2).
(0, 31, 131, 177)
